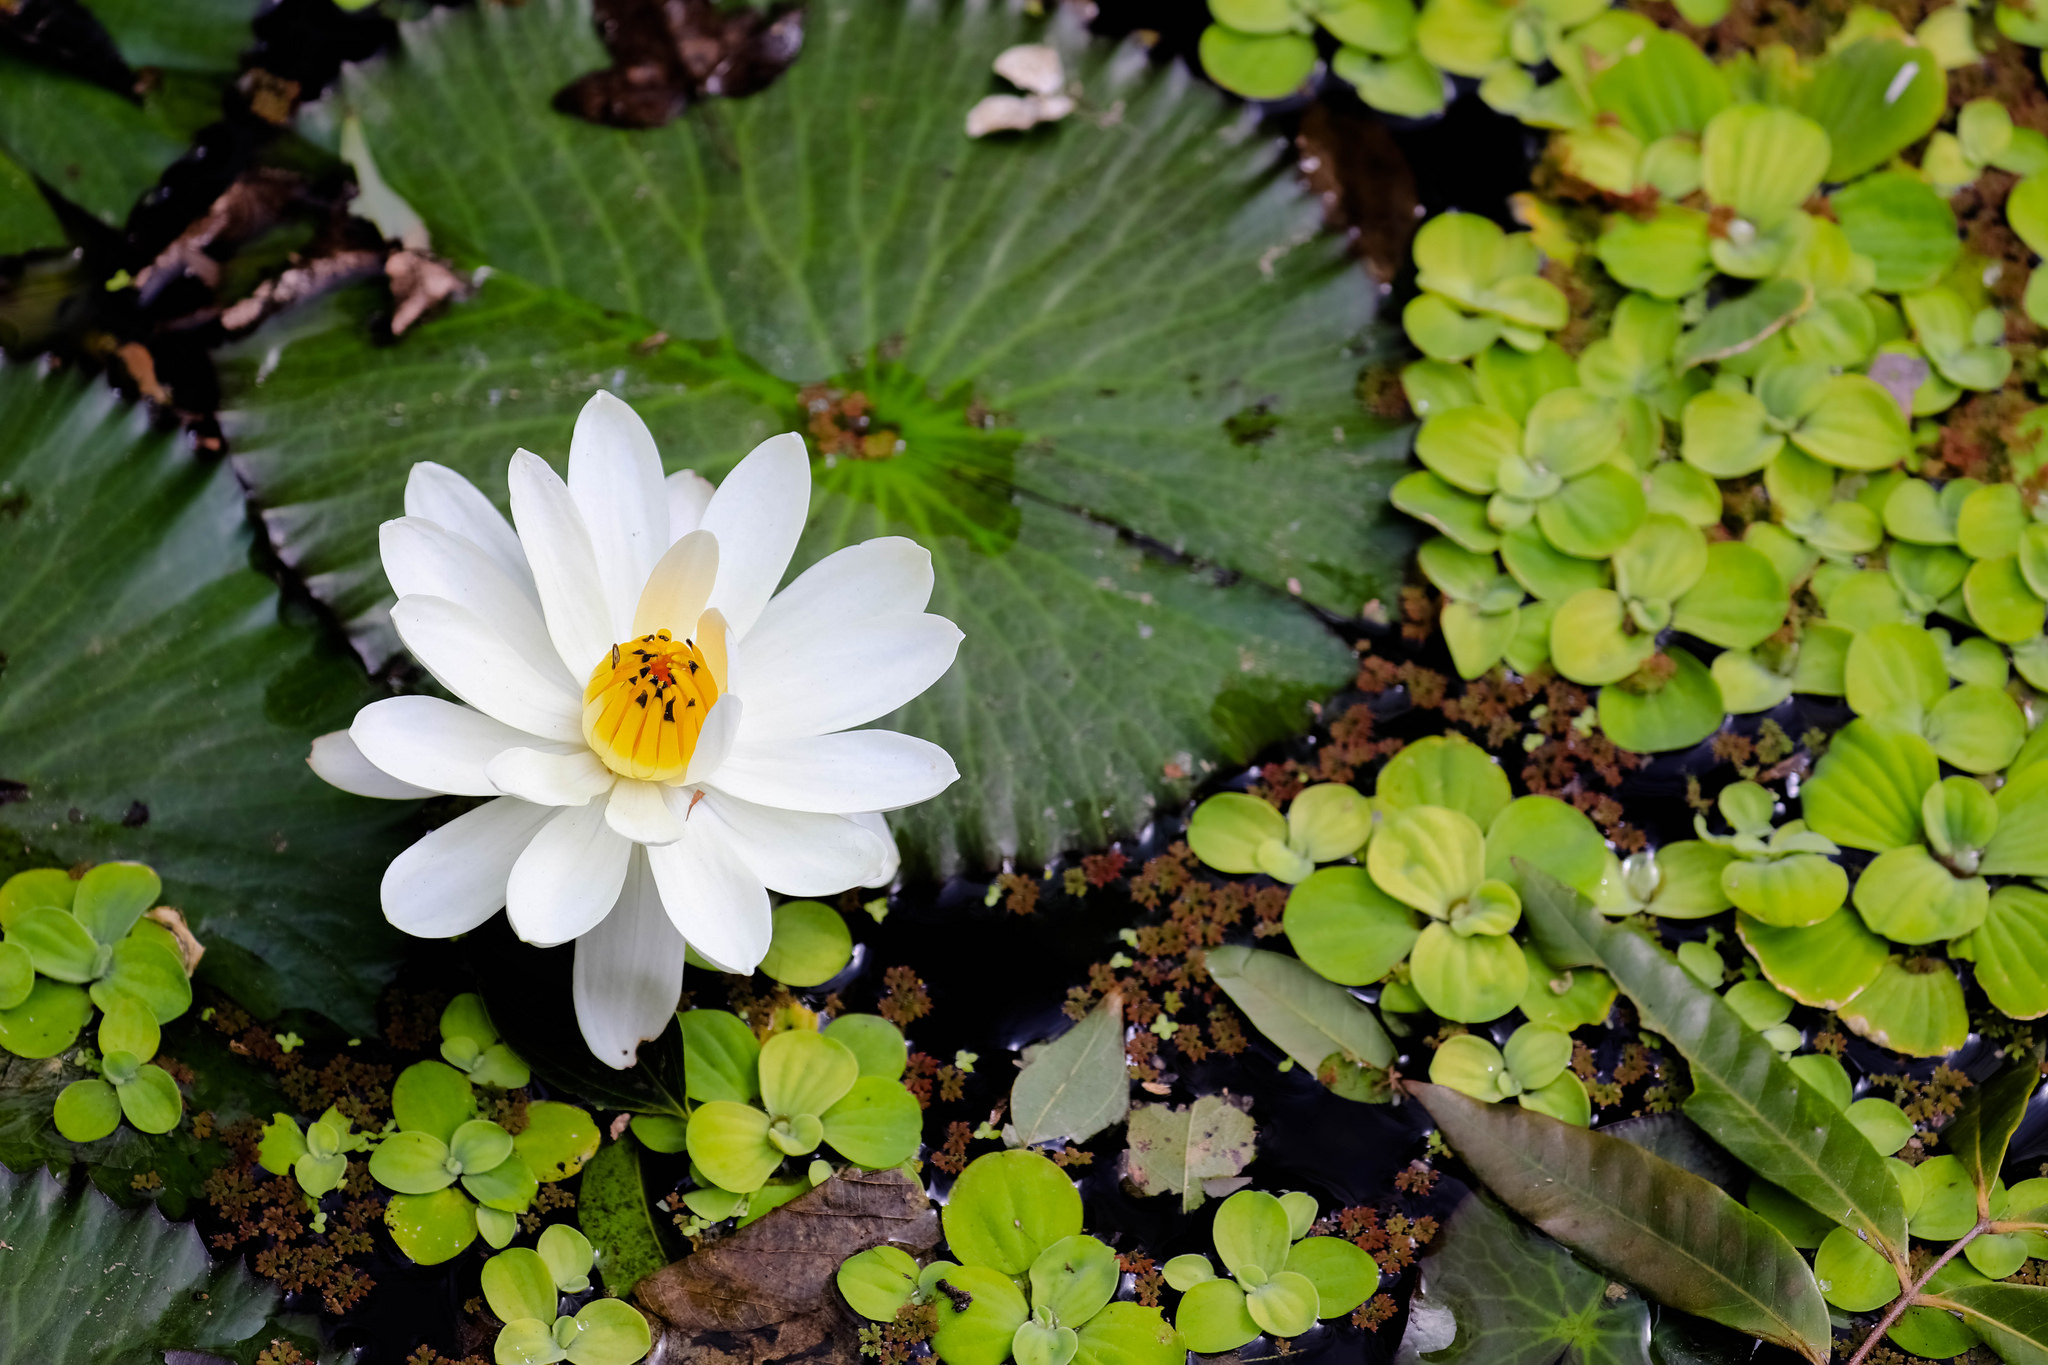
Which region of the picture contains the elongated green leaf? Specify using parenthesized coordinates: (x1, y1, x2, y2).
(577, 1136, 671, 1297)
(1205, 944, 1392, 1071)
(1408, 1082, 1830, 1361)
(224, 0, 1406, 872)
(1405, 1190, 1651, 1365)
(1941, 1044, 2044, 1206)
(1009, 991, 1129, 1147)
(0, 1164, 313, 1364)
(1517, 866, 1907, 1257)
(1932, 1282, 2048, 1365)
(0, 366, 412, 1033)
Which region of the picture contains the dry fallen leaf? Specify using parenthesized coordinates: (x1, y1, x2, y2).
(557, 0, 805, 129)
(992, 43, 1064, 95)
(144, 906, 205, 975)
(135, 169, 307, 303)
(1123, 1093, 1257, 1214)
(637, 1169, 939, 1365)
(965, 92, 1075, 138)
(386, 250, 469, 336)
(218, 250, 384, 332)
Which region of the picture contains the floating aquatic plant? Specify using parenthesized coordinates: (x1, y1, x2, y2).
(1163, 1188, 1377, 1352)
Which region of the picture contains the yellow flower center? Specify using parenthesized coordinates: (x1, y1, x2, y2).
(582, 630, 720, 781)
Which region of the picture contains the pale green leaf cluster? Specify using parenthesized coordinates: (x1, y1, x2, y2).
(0, 863, 194, 1145)
(838, 1150, 1183, 1365)
(1189, 736, 1611, 1033)
(1164, 1189, 1377, 1352)
(679, 1010, 919, 1205)
(481, 1226, 649, 1365)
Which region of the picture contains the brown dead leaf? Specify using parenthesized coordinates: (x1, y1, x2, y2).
(145, 906, 205, 975)
(637, 1169, 937, 1365)
(386, 250, 468, 336)
(218, 249, 384, 332)
(238, 68, 302, 126)
(136, 169, 307, 303)
(557, 0, 803, 129)
(112, 343, 169, 403)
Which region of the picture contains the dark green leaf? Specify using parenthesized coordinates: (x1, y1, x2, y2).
(1932, 1281, 2048, 1365)
(1517, 866, 1908, 1258)
(0, 150, 63, 256)
(0, 366, 413, 1033)
(1602, 1113, 1743, 1194)
(1939, 1043, 2043, 1205)
(1408, 1082, 1830, 1361)
(80, 0, 262, 72)
(0, 56, 190, 226)
(222, 0, 1408, 871)
(577, 1136, 673, 1297)
(0, 1163, 316, 1364)
(1403, 1190, 1651, 1365)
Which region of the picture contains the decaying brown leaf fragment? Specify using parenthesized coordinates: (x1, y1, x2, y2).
(218, 250, 384, 332)
(385, 250, 468, 336)
(636, 1169, 938, 1365)
(145, 906, 205, 975)
(135, 169, 308, 303)
(557, 0, 803, 130)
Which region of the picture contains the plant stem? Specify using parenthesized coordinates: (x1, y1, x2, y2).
(1841, 1218, 1987, 1365)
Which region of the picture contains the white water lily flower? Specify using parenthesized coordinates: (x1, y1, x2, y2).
(308, 392, 962, 1067)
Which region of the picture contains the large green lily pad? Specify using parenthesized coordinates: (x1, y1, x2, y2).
(0, 1163, 317, 1364)
(0, 367, 412, 1033)
(219, 0, 1407, 872)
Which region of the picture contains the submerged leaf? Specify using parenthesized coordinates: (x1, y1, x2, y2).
(1205, 944, 1393, 1073)
(1399, 1189, 1652, 1365)
(1008, 993, 1130, 1148)
(1123, 1096, 1257, 1214)
(1407, 1082, 1830, 1359)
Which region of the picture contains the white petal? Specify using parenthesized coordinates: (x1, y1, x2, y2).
(382, 796, 554, 937)
(391, 595, 583, 742)
(698, 607, 733, 694)
(308, 730, 436, 799)
(487, 747, 615, 806)
(508, 448, 616, 678)
(574, 848, 687, 1069)
(507, 798, 634, 946)
(569, 392, 670, 639)
(698, 432, 810, 640)
(707, 730, 959, 813)
(743, 538, 935, 655)
(404, 461, 529, 590)
(645, 812, 771, 972)
(351, 695, 541, 797)
(849, 811, 901, 888)
(683, 693, 743, 786)
(700, 790, 893, 895)
(380, 516, 563, 688)
(667, 469, 715, 539)
(607, 778, 684, 844)
(739, 611, 961, 742)
(631, 529, 719, 638)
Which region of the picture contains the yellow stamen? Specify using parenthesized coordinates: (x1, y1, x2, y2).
(582, 630, 719, 782)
